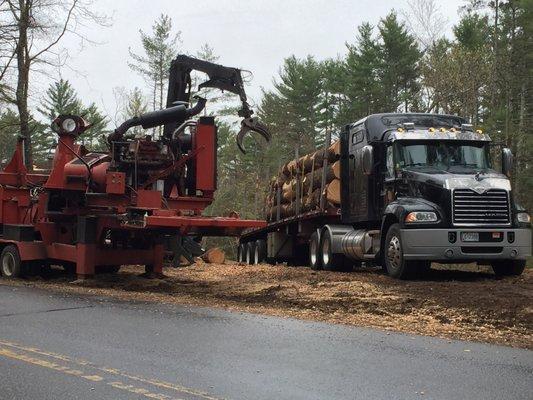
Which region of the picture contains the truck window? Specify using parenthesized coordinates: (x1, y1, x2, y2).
(386, 145, 394, 178)
(351, 129, 364, 144)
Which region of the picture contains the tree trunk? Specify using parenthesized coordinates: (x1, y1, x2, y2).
(15, 0, 32, 168)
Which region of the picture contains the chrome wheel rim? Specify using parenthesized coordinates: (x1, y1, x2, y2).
(387, 236, 402, 269)
(246, 246, 251, 264)
(238, 245, 244, 262)
(322, 237, 330, 266)
(310, 238, 317, 266)
(2, 253, 15, 276)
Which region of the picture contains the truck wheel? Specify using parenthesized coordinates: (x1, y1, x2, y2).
(320, 229, 353, 272)
(254, 240, 267, 264)
(384, 223, 419, 279)
(1, 245, 25, 278)
(309, 232, 322, 270)
(246, 242, 256, 265)
(237, 243, 246, 263)
(491, 260, 526, 277)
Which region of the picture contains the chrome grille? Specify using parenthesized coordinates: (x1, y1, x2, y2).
(452, 189, 510, 225)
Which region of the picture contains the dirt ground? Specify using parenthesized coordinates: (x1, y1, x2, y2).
(2, 262, 532, 349)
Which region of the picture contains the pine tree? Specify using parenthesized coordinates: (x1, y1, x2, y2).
(378, 12, 422, 112)
(0, 110, 21, 165)
(78, 103, 109, 151)
(34, 79, 83, 164)
(129, 14, 181, 126)
(34, 80, 109, 162)
(343, 22, 382, 120)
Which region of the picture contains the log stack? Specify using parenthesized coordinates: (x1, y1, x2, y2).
(264, 140, 341, 221)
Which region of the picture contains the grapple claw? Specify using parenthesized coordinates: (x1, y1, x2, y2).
(236, 117, 271, 153)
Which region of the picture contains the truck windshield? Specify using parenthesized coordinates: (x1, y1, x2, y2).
(396, 141, 492, 171)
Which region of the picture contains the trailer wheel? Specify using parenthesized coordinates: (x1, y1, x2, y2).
(491, 260, 525, 277)
(309, 232, 322, 270)
(320, 229, 353, 272)
(254, 240, 267, 265)
(245, 242, 256, 265)
(237, 243, 246, 263)
(0, 245, 25, 278)
(384, 223, 420, 279)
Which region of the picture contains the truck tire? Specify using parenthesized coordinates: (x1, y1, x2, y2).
(0, 245, 25, 278)
(384, 223, 421, 279)
(309, 232, 322, 270)
(254, 240, 267, 264)
(246, 242, 256, 265)
(491, 260, 526, 277)
(320, 229, 353, 272)
(237, 243, 246, 263)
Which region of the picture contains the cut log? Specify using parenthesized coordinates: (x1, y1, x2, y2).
(303, 189, 321, 211)
(327, 140, 341, 161)
(201, 247, 226, 264)
(325, 178, 341, 205)
(302, 161, 341, 192)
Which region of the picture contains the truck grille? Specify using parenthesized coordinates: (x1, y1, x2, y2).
(452, 189, 510, 225)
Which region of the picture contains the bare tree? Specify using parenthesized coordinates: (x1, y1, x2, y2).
(0, 0, 108, 167)
(401, 0, 448, 50)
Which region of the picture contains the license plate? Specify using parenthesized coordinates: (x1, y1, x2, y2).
(461, 232, 479, 242)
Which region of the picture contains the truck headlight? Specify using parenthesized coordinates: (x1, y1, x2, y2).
(517, 212, 531, 224)
(405, 211, 438, 223)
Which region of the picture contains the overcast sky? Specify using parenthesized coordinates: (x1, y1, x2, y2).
(54, 0, 466, 124)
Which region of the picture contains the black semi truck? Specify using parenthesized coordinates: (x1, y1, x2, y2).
(238, 113, 532, 279)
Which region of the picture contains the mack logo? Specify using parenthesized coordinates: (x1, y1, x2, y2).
(472, 186, 488, 194)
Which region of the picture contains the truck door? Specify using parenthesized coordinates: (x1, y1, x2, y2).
(344, 124, 369, 222)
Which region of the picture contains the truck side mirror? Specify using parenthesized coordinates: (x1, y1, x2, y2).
(502, 148, 513, 177)
(362, 145, 373, 175)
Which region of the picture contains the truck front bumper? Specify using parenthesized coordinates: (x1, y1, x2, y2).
(400, 228, 531, 261)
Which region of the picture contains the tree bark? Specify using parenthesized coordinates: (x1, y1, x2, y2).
(15, 0, 32, 168)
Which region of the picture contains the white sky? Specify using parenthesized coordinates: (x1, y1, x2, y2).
(52, 0, 465, 124)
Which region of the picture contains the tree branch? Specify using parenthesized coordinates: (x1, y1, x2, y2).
(29, 0, 77, 62)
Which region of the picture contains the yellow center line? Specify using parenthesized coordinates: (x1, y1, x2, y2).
(0, 346, 178, 400)
(0, 339, 226, 400)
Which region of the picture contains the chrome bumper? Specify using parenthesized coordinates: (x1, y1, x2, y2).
(400, 228, 531, 261)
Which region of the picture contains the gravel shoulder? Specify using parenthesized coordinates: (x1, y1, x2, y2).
(2, 262, 532, 349)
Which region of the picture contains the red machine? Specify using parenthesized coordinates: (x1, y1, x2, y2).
(0, 55, 269, 279)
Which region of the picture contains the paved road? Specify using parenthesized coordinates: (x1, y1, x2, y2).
(0, 284, 531, 400)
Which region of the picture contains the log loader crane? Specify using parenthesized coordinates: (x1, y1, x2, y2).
(0, 55, 270, 279)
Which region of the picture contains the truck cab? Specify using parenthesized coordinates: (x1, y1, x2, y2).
(340, 113, 531, 278)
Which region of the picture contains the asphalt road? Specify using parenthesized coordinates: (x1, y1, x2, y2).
(0, 284, 531, 400)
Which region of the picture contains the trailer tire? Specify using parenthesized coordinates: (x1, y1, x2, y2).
(320, 229, 353, 272)
(237, 243, 246, 263)
(246, 242, 256, 265)
(254, 240, 267, 265)
(384, 223, 419, 279)
(491, 260, 525, 277)
(1, 245, 25, 278)
(309, 232, 322, 270)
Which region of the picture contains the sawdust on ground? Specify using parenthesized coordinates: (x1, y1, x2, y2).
(2, 262, 532, 349)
